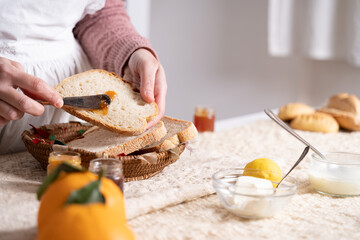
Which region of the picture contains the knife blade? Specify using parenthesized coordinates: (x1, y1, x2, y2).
(38, 94, 111, 110)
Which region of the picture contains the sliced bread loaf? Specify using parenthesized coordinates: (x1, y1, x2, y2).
(55, 69, 158, 135)
(67, 121, 167, 156)
(136, 116, 198, 153)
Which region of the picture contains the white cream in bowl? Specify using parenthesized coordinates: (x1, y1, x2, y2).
(212, 169, 297, 219)
(309, 152, 360, 197)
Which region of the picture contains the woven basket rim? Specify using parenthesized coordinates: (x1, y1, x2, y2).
(21, 122, 184, 182)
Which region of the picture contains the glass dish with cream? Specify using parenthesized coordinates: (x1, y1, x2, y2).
(309, 152, 360, 197)
(212, 168, 297, 219)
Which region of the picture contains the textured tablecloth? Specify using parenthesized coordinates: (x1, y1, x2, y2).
(1, 120, 360, 240)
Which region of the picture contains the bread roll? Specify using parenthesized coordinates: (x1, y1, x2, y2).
(278, 103, 314, 121)
(318, 93, 360, 131)
(290, 112, 339, 133)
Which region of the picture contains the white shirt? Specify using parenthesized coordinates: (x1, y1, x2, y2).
(0, 0, 106, 153)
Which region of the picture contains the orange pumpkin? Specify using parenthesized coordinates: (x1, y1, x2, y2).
(37, 164, 134, 240)
(37, 203, 135, 240)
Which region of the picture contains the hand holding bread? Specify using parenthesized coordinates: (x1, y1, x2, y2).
(22, 69, 196, 180)
(55, 69, 158, 135)
(53, 69, 197, 158)
(123, 48, 167, 129)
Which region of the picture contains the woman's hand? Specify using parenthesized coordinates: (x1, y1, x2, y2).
(123, 48, 167, 129)
(0, 57, 63, 126)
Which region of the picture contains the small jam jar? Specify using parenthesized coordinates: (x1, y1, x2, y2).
(47, 151, 81, 175)
(89, 158, 124, 193)
(194, 106, 215, 132)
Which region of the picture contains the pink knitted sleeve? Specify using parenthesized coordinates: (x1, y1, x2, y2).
(73, 0, 157, 76)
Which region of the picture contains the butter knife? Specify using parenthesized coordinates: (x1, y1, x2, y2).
(39, 94, 111, 110)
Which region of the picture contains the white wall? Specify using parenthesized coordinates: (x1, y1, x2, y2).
(147, 0, 360, 121)
(126, 0, 151, 39)
(307, 60, 360, 106)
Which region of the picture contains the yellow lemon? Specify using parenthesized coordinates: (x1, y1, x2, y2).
(243, 158, 282, 187)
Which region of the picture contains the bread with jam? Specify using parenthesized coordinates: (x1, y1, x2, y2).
(55, 69, 158, 135)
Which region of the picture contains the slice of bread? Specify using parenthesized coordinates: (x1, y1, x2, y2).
(55, 69, 158, 135)
(134, 116, 198, 153)
(67, 121, 167, 156)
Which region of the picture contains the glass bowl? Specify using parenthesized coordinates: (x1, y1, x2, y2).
(212, 168, 297, 219)
(309, 152, 360, 197)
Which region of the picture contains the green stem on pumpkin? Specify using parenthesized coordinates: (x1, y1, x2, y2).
(37, 162, 84, 200)
(64, 174, 105, 205)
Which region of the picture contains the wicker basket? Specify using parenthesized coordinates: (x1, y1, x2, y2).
(21, 122, 184, 182)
